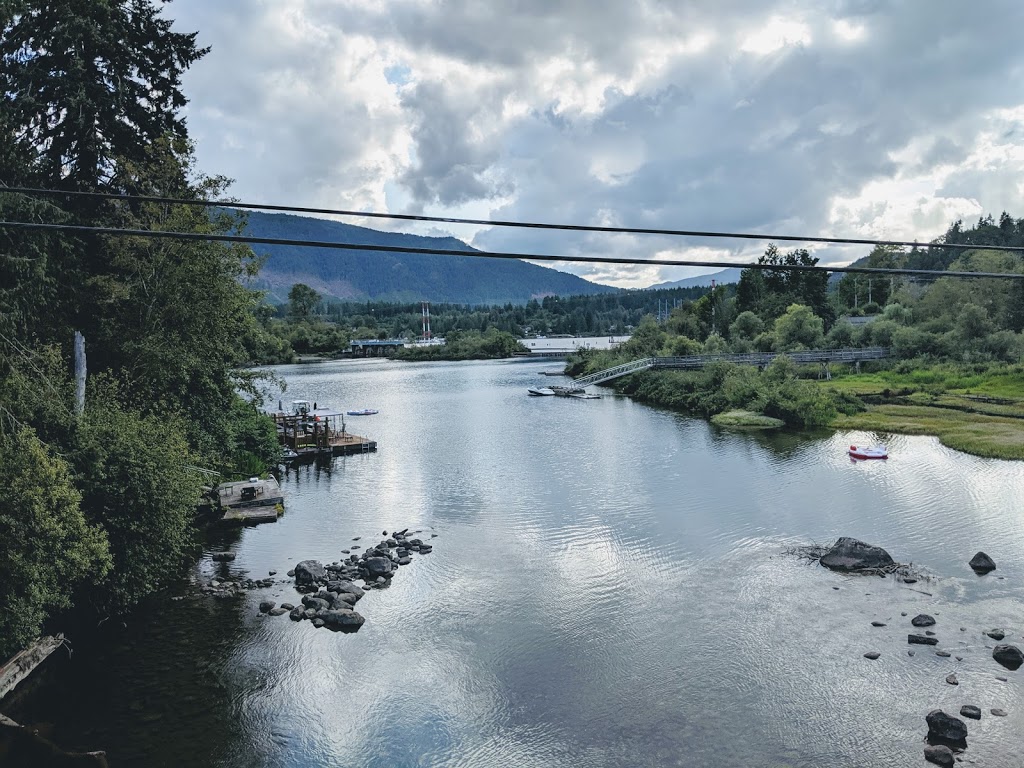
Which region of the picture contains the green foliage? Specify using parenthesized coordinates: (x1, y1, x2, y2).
(288, 283, 322, 321)
(0, 428, 110, 660)
(730, 311, 764, 341)
(736, 244, 833, 325)
(773, 304, 824, 351)
(72, 379, 200, 613)
(397, 329, 527, 360)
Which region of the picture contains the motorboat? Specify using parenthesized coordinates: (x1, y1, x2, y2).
(848, 445, 888, 460)
(568, 392, 601, 399)
(280, 447, 299, 461)
(346, 409, 379, 416)
(527, 387, 556, 396)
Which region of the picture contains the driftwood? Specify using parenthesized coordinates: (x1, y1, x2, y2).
(1, 713, 108, 766)
(0, 634, 65, 702)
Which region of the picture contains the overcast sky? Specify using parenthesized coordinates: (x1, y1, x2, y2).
(169, 0, 1024, 288)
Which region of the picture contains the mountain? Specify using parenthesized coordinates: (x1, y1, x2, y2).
(240, 211, 617, 304)
(646, 267, 744, 290)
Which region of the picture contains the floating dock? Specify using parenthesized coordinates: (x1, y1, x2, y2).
(272, 404, 377, 461)
(218, 476, 284, 524)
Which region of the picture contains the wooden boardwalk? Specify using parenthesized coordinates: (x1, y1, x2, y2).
(218, 476, 284, 524)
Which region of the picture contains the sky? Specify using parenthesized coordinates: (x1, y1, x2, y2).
(168, 0, 1024, 289)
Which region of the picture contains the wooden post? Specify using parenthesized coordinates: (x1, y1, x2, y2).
(74, 331, 86, 417)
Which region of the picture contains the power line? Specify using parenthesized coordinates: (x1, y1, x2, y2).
(4, 185, 1024, 254)
(2, 219, 1022, 280)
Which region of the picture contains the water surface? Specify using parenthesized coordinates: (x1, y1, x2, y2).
(10, 359, 1024, 766)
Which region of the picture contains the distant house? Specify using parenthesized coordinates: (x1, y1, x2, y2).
(838, 315, 879, 327)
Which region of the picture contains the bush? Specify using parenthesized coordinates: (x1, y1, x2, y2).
(0, 429, 110, 659)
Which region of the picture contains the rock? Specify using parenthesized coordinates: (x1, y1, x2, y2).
(300, 596, 331, 612)
(286, 569, 295, 577)
(996, 675, 1008, 681)
(901, 612, 908, 616)
(936, 651, 951, 658)
(909, 635, 939, 646)
(259, 601, 275, 613)
(382, 530, 387, 536)
(871, 621, 886, 627)
(319, 609, 366, 631)
(925, 710, 967, 747)
(312, 618, 325, 628)
(987, 629, 1006, 641)
(909, 650, 915, 656)
(268, 570, 276, 576)
(341, 549, 350, 554)
(280, 603, 294, 611)
(924, 745, 954, 768)
(353, 536, 361, 541)
(210, 580, 221, 588)
(991, 708, 1007, 717)
(289, 607, 304, 621)
(926, 631, 936, 636)
(431, 533, 438, 538)
(303, 608, 317, 620)
(351, 545, 360, 550)
(398, 556, 412, 565)
(294, 560, 326, 587)
(333, 592, 359, 606)
(955, 657, 963, 662)
(960, 705, 981, 720)
(912, 614, 936, 627)
(992, 644, 1024, 670)
(819, 537, 895, 572)
(268, 607, 288, 616)
(864, 651, 881, 660)
(945, 673, 958, 685)
(363, 557, 392, 578)
(419, 545, 433, 553)
(386, 538, 398, 548)
(903, 577, 917, 584)
(211, 552, 236, 562)
(968, 551, 996, 574)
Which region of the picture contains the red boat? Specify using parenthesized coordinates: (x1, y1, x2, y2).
(849, 445, 888, 460)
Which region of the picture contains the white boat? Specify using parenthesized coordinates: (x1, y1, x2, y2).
(848, 445, 888, 460)
(528, 387, 556, 396)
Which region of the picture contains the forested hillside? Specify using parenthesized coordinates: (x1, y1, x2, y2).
(243, 211, 617, 304)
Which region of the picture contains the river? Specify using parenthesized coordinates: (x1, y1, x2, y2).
(7, 359, 1024, 767)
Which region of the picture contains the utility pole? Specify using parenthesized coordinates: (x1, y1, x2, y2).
(711, 279, 716, 334)
(74, 331, 86, 417)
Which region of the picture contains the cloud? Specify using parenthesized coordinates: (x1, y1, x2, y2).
(169, 0, 1024, 287)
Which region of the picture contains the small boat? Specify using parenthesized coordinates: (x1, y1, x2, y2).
(568, 392, 601, 400)
(346, 409, 379, 416)
(528, 387, 556, 396)
(280, 447, 299, 461)
(848, 445, 888, 460)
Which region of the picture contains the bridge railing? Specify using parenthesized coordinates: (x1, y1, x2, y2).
(571, 348, 889, 386)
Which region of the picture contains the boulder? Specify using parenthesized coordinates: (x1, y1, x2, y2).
(986, 629, 1005, 641)
(819, 537, 894, 572)
(925, 709, 967, 747)
(968, 552, 996, 574)
(923, 745, 954, 768)
(992, 644, 1024, 670)
(268, 607, 288, 616)
(909, 635, 939, 646)
(319, 609, 366, 631)
(289, 607, 304, 621)
(363, 557, 393, 578)
(960, 705, 981, 720)
(333, 592, 359, 606)
(333, 580, 365, 598)
(945, 673, 958, 685)
(864, 652, 881, 660)
(300, 596, 331, 612)
(280, 603, 294, 611)
(294, 560, 326, 587)
(911, 614, 936, 627)
(259, 601, 275, 613)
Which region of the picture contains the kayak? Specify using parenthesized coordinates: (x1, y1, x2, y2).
(849, 445, 888, 460)
(346, 409, 379, 416)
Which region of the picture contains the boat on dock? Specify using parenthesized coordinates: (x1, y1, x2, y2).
(218, 476, 285, 524)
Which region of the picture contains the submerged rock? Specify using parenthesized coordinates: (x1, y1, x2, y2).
(864, 651, 881, 660)
(211, 552, 235, 562)
(924, 744, 954, 768)
(819, 537, 894, 572)
(991, 708, 1008, 717)
(945, 673, 958, 685)
(909, 635, 939, 646)
(925, 709, 967, 747)
(992, 644, 1024, 670)
(987, 629, 1006, 641)
(912, 614, 936, 627)
(968, 551, 996, 574)
(960, 705, 981, 720)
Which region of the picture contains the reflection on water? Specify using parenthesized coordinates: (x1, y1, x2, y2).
(7, 359, 1024, 767)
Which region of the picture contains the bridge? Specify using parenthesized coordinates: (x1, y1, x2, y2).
(570, 347, 890, 388)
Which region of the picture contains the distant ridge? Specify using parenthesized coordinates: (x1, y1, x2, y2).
(241, 211, 617, 304)
(647, 267, 743, 290)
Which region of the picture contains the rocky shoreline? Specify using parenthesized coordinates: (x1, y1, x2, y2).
(191, 528, 437, 631)
(803, 537, 1019, 766)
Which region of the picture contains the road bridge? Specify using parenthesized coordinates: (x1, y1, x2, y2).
(570, 347, 890, 388)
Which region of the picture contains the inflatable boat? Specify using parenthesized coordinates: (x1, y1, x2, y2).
(848, 445, 888, 460)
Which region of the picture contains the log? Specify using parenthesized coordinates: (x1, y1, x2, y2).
(0, 634, 64, 702)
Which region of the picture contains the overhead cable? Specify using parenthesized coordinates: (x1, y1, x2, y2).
(1, 219, 1022, 280)
(4, 186, 1024, 254)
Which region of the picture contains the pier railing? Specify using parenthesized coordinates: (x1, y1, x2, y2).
(571, 347, 889, 387)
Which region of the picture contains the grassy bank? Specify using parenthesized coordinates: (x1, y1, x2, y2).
(825, 362, 1024, 459)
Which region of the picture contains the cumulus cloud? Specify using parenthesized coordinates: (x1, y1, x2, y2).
(169, 0, 1024, 287)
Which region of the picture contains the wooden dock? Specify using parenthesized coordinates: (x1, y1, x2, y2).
(218, 476, 284, 524)
(272, 409, 377, 459)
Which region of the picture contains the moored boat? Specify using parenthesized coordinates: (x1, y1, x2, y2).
(346, 409, 379, 416)
(527, 387, 556, 396)
(848, 445, 888, 460)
